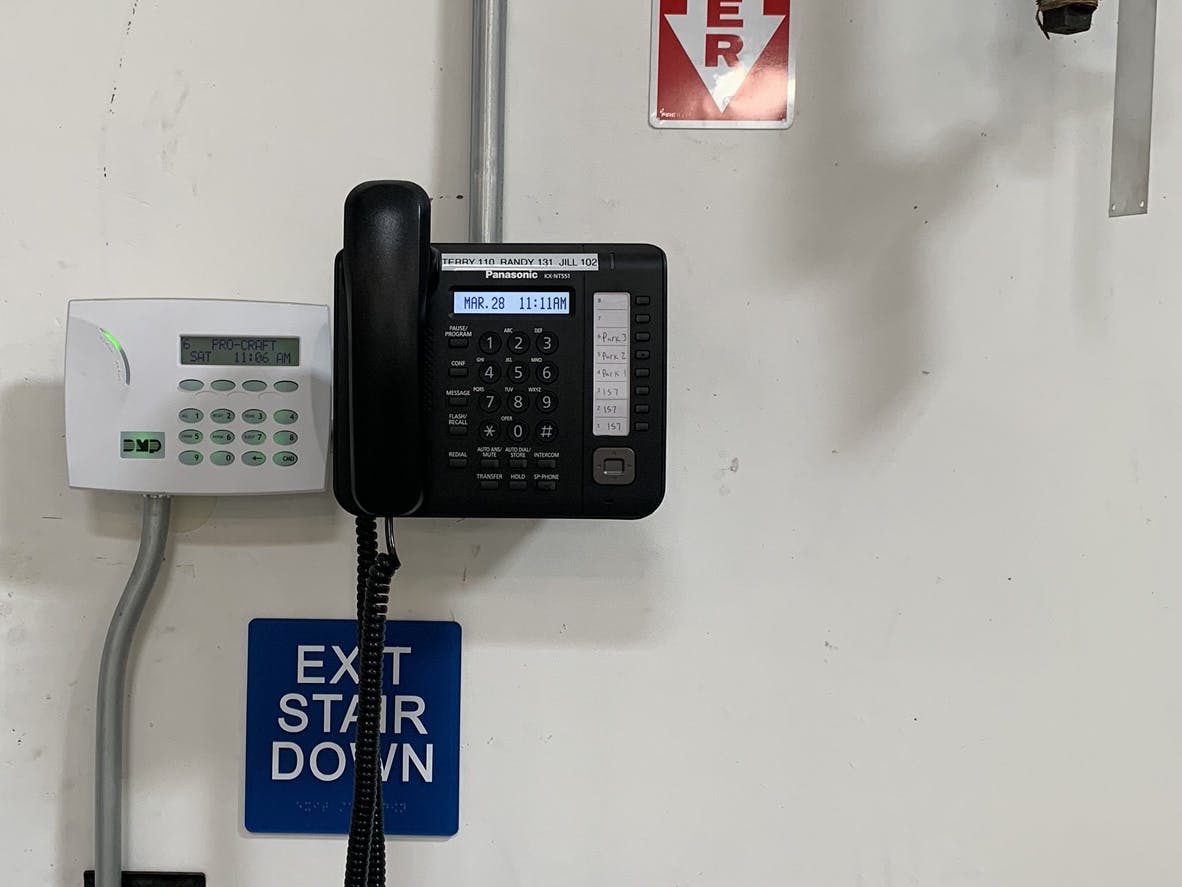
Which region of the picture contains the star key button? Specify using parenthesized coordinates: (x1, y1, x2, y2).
(479, 421, 501, 441)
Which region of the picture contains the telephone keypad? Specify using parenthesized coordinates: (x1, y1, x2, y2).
(178, 451, 203, 465)
(243, 409, 266, 424)
(210, 430, 235, 445)
(243, 452, 267, 466)
(507, 363, 529, 384)
(479, 332, 502, 354)
(273, 452, 298, 467)
(480, 364, 501, 383)
(211, 451, 235, 466)
(211, 409, 235, 424)
(242, 430, 266, 446)
(179, 408, 203, 423)
(537, 332, 558, 354)
(507, 332, 530, 353)
(274, 410, 298, 425)
(179, 429, 202, 445)
(537, 362, 558, 383)
(273, 431, 298, 446)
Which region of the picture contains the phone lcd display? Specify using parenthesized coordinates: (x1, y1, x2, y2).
(180, 336, 300, 366)
(452, 291, 571, 315)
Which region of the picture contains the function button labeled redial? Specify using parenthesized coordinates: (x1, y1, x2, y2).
(210, 408, 235, 424)
(243, 380, 267, 392)
(508, 393, 529, 414)
(479, 392, 501, 413)
(508, 421, 529, 443)
(479, 421, 501, 442)
(479, 332, 502, 354)
(536, 422, 558, 443)
(537, 331, 558, 354)
(479, 363, 501, 383)
(243, 451, 267, 467)
(449, 456, 469, 469)
(211, 379, 235, 392)
(536, 391, 557, 414)
(274, 409, 298, 425)
(273, 430, 298, 446)
(179, 408, 203, 424)
(507, 363, 529, 384)
(178, 429, 203, 445)
(178, 379, 204, 392)
(210, 429, 235, 445)
(242, 430, 266, 446)
(537, 362, 558, 384)
(273, 452, 299, 467)
(507, 332, 530, 353)
(211, 451, 235, 466)
(243, 409, 267, 424)
(178, 451, 203, 466)
(274, 380, 299, 393)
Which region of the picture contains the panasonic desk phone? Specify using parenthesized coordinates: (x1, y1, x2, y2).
(334, 180, 667, 519)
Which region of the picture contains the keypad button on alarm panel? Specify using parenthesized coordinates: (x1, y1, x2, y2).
(64, 299, 331, 496)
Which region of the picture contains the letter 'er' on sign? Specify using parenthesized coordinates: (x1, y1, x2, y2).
(650, 0, 795, 129)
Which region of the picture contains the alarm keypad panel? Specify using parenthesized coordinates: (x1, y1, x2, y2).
(65, 299, 331, 495)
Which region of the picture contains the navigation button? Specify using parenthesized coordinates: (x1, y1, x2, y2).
(273, 451, 299, 467)
(243, 451, 267, 466)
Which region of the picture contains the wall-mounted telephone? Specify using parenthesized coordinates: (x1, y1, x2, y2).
(65, 299, 331, 496)
(333, 181, 667, 519)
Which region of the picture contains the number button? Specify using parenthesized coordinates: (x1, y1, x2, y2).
(507, 363, 529, 384)
(178, 429, 203, 445)
(210, 409, 235, 424)
(211, 380, 235, 392)
(537, 331, 558, 354)
(242, 430, 266, 445)
(273, 431, 298, 446)
(210, 451, 235, 466)
(508, 421, 529, 442)
(178, 451, 203, 465)
(479, 392, 501, 413)
(243, 380, 267, 392)
(479, 421, 501, 441)
(536, 391, 557, 414)
(536, 422, 558, 442)
(479, 332, 502, 354)
(273, 452, 299, 467)
(479, 363, 501, 384)
(243, 451, 267, 466)
(210, 430, 235, 445)
(243, 409, 266, 424)
(507, 332, 530, 353)
(536, 362, 558, 383)
(178, 408, 203, 424)
(274, 410, 298, 425)
(508, 393, 529, 414)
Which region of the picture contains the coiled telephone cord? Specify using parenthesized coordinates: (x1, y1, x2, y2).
(344, 516, 400, 887)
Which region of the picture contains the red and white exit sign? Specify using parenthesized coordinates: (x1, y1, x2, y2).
(650, 0, 794, 129)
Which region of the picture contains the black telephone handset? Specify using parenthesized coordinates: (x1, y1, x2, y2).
(335, 181, 433, 517)
(335, 180, 667, 520)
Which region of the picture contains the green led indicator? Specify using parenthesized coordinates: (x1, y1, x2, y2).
(101, 329, 122, 351)
(100, 327, 131, 384)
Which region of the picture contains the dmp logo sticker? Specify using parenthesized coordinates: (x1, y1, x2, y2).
(120, 432, 165, 459)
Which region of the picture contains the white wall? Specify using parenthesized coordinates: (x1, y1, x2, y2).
(3, 0, 1181, 884)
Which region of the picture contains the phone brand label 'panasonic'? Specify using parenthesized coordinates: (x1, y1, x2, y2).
(485, 271, 538, 280)
(441, 253, 600, 272)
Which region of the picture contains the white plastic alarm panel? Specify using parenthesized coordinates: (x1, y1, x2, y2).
(65, 299, 331, 495)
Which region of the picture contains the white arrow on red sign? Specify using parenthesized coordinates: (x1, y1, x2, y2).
(650, 0, 795, 129)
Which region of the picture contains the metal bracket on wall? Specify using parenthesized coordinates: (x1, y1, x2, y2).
(1109, 0, 1157, 217)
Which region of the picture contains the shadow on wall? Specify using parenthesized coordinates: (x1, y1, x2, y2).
(759, 2, 1112, 448)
